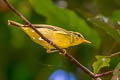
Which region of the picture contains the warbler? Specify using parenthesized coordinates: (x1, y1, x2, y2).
(8, 20, 91, 53)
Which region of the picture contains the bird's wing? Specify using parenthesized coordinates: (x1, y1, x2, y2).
(55, 31, 68, 35)
(24, 24, 64, 31)
(24, 24, 72, 36)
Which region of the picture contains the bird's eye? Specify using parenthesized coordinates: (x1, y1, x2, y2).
(77, 34, 81, 37)
(73, 32, 81, 37)
(73, 32, 85, 39)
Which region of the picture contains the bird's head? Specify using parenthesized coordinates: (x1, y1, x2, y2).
(71, 32, 91, 46)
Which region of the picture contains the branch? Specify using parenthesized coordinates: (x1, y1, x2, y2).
(109, 52, 120, 57)
(95, 69, 120, 78)
(95, 70, 113, 78)
(3, 0, 97, 79)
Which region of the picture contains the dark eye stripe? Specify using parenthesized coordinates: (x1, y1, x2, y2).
(73, 32, 85, 39)
(73, 33, 81, 37)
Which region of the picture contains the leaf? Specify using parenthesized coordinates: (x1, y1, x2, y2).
(29, 0, 101, 48)
(111, 63, 120, 80)
(92, 56, 111, 74)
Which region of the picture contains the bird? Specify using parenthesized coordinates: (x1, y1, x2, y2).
(8, 20, 91, 53)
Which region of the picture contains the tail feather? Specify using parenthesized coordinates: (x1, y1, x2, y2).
(8, 20, 24, 27)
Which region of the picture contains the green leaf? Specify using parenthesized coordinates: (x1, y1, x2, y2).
(92, 56, 111, 74)
(29, 0, 101, 48)
(111, 63, 120, 80)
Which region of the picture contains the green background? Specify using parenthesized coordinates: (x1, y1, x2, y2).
(0, 0, 120, 80)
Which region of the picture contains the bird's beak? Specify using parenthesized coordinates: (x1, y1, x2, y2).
(83, 40, 91, 44)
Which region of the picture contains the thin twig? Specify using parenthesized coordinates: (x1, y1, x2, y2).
(3, 0, 97, 79)
(95, 70, 113, 78)
(95, 69, 120, 78)
(109, 52, 120, 57)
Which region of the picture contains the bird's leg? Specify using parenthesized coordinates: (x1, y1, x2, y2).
(59, 49, 67, 56)
(47, 48, 66, 55)
(46, 41, 67, 55)
(46, 48, 59, 53)
(45, 41, 58, 53)
(46, 48, 52, 53)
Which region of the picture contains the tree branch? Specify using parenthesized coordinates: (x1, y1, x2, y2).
(95, 69, 120, 78)
(3, 0, 97, 79)
(109, 52, 120, 57)
(95, 70, 113, 78)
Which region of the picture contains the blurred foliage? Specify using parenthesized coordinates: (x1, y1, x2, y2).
(112, 10, 120, 21)
(111, 63, 120, 80)
(89, 15, 120, 42)
(0, 0, 120, 80)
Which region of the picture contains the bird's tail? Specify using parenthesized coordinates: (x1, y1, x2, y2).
(8, 20, 24, 27)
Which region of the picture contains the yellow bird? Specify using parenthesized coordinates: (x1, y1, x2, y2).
(8, 20, 91, 53)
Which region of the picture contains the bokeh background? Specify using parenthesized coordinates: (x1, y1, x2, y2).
(0, 0, 120, 80)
